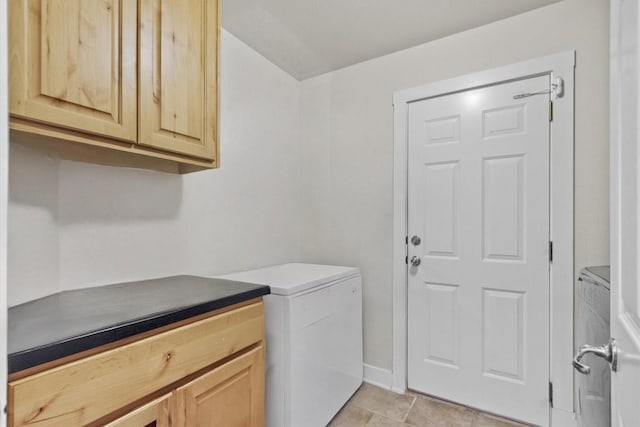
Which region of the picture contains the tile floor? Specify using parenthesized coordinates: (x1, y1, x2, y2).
(328, 383, 530, 427)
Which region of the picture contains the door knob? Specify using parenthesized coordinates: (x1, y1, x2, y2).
(572, 338, 618, 374)
(410, 236, 421, 246)
(410, 256, 421, 267)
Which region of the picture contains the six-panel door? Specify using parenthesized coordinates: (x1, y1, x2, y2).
(9, 0, 138, 141)
(407, 75, 551, 426)
(138, 0, 219, 161)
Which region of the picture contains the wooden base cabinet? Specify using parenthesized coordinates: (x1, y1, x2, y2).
(7, 300, 265, 427)
(9, 0, 219, 173)
(107, 346, 265, 427)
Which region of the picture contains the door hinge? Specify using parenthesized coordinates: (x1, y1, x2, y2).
(405, 255, 408, 265)
(405, 236, 409, 245)
(549, 241, 553, 263)
(549, 382, 554, 407)
(549, 100, 554, 122)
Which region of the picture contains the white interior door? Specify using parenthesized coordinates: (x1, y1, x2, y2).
(407, 75, 551, 426)
(610, 1, 640, 425)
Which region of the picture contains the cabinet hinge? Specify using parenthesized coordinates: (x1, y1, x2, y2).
(549, 100, 554, 122)
(549, 382, 554, 407)
(549, 241, 553, 263)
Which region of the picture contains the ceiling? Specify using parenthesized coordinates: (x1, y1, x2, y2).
(222, 0, 563, 80)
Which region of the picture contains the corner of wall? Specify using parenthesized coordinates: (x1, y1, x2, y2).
(7, 139, 61, 306)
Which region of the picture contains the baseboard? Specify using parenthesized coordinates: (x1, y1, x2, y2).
(363, 364, 394, 390)
(552, 408, 577, 427)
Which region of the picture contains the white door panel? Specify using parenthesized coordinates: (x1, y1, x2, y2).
(408, 76, 550, 426)
(610, 0, 640, 425)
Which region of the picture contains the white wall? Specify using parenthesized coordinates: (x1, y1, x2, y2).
(0, 0, 9, 421)
(8, 30, 303, 304)
(8, 143, 60, 304)
(299, 0, 610, 370)
(7, 0, 610, 387)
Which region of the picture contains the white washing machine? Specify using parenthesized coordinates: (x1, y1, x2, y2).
(575, 266, 610, 427)
(218, 263, 363, 427)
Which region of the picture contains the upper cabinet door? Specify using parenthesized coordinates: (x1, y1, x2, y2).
(9, 0, 137, 142)
(139, 0, 219, 162)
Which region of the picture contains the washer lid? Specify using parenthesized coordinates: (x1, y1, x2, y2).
(217, 263, 360, 296)
(581, 265, 611, 290)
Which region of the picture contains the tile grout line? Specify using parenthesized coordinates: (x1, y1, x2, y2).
(350, 392, 417, 424)
(349, 385, 529, 427)
(401, 395, 417, 423)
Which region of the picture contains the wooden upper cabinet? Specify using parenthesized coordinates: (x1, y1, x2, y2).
(8, 0, 219, 172)
(9, 0, 137, 141)
(138, 0, 219, 161)
(174, 346, 265, 427)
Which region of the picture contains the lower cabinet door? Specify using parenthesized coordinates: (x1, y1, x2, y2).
(105, 394, 172, 427)
(175, 346, 265, 427)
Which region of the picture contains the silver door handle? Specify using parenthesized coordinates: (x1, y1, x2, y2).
(572, 338, 618, 374)
(410, 256, 421, 267)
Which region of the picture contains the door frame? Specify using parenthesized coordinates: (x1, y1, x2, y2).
(0, 0, 9, 423)
(392, 51, 576, 425)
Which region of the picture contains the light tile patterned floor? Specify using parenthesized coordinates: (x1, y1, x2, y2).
(328, 383, 530, 427)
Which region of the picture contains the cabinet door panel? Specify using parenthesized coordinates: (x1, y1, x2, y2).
(175, 346, 265, 427)
(105, 394, 172, 427)
(139, 0, 218, 161)
(9, 0, 137, 141)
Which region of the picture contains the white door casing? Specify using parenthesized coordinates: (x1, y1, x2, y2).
(393, 53, 575, 425)
(407, 76, 550, 426)
(0, 0, 9, 424)
(610, 1, 640, 426)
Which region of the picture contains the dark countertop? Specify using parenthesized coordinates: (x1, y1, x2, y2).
(8, 276, 270, 374)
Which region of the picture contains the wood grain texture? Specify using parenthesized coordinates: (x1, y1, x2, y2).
(175, 346, 265, 427)
(8, 302, 264, 427)
(8, 298, 262, 382)
(41, 0, 113, 113)
(104, 394, 173, 427)
(138, 0, 219, 160)
(9, 0, 137, 141)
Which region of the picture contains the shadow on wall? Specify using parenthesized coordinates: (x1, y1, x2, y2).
(56, 158, 183, 225)
(7, 138, 186, 304)
(9, 137, 60, 218)
(9, 135, 185, 225)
